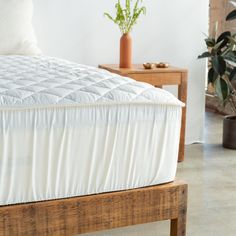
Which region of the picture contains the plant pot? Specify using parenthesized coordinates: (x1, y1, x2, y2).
(223, 115, 236, 149)
(120, 33, 132, 69)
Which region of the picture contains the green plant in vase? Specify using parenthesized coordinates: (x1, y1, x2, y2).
(104, 0, 146, 68)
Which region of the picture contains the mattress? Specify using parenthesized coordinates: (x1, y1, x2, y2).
(0, 56, 184, 206)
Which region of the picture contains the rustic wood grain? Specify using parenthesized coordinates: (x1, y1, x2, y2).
(171, 183, 188, 236)
(99, 64, 188, 162)
(99, 64, 187, 74)
(178, 71, 188, 162)
(129, 73, 182, 86)
(0, 180, 187, 236)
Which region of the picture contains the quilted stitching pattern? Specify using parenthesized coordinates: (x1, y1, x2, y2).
(0, 56, 183, 107)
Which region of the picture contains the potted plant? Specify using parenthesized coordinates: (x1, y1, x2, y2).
(198, 2, 236, 149)
(104, 0, 146, 68)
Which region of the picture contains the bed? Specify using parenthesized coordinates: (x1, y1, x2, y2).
(0, 56, 187, 236)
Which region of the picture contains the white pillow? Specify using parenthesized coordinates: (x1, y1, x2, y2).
(0, 0, 41, 55)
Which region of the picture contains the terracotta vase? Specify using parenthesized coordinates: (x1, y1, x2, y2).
(120, 33, 132, 68)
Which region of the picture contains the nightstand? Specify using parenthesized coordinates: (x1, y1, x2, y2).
(99, 64, 188, 162)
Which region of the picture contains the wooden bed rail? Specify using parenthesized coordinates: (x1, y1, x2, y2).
(0, 180, 187, 236)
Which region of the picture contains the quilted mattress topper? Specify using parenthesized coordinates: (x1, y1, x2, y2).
(0, 56, 184, 108)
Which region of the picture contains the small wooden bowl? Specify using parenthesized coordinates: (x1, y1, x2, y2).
(156, 62, 169, 68)
(143, 63, 155, 69)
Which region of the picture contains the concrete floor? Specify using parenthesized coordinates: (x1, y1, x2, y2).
(82, 112, 236, 236)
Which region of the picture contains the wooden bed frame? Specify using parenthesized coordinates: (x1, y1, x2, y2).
(0, 180, 187, 236)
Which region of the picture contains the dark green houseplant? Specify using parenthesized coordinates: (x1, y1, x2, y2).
(199, 3, 236, 149)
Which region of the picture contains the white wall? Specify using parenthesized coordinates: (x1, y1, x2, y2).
(33, 0, 209, 144)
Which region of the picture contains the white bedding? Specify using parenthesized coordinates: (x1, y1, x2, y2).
(0, 56, 183, 205)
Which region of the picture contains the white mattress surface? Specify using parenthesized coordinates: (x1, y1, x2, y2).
(0, 56, 183, 205)
(0, 56, 183, 107)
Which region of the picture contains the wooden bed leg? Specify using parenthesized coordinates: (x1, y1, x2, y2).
(170, 183, 188, 236)
(171, 217, 186, 236)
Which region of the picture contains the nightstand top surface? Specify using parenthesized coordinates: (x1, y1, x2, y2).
(99, 64, 187, 75)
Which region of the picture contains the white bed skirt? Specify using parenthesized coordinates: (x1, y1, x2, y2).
(0, 103, 182, 205)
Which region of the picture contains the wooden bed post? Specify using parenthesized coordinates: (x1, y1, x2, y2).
(0, 180, 187, 236)
(170, 182, 188, 236)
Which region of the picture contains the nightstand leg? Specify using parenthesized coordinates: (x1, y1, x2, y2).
(178, 72, 188, 162)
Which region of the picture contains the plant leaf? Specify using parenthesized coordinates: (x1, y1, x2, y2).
(229, 67, 236, 81)
(104, 13, 115, 22)
(208, 68, 218, 84)
(104, 0, 146, 34)
(213, 39, 225, 52)
(198, 52, 211, 59)
(216, 31, 231, 48)
(217, 31, 231, 43)
(212, 56, 226, 76)
(223, 51, 236, 63)
(228, 35, 236, 45)
(215, 78, 229, 101)
(205, 38, 215, 47)
(226, 9, 236, 21)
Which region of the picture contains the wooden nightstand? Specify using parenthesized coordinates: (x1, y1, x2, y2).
(99, 64, 188, 162)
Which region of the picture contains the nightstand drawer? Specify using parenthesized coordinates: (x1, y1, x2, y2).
(128, 73, 182, 86)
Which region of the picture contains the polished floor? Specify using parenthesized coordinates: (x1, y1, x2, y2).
(83, 112, 236, 236)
